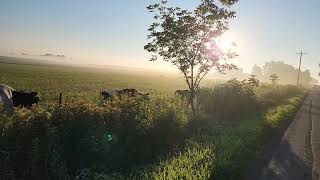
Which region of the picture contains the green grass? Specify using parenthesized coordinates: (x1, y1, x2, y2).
(0, 60, 189, 105)
(86, 95, 304, 179)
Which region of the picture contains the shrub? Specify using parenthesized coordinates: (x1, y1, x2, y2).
(0, 84, 306, 179)
(0, 106, 53, 179)
(0, 96, 191, 179)
(198, 79, 258, 122)
(257, 85, 304, 107)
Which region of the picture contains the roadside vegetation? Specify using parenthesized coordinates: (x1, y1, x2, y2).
(0, 63, 306, 179)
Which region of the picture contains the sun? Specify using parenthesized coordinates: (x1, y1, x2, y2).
(216, 38, 235, 52)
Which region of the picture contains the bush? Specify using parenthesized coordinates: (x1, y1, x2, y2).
(257, 85, 304, 107)
(0, 83, 306, 179)
(0, 97, 191, 179)
(198, 79, 258, 122)
(0, 106, 53, 179)
(89, 95, 305, 180)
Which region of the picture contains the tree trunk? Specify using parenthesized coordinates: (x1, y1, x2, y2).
(190, 62, 196, 118)
(190, 88, 196, 118)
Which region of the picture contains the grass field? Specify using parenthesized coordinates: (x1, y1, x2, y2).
(0, 57, 192, 105)
(0, 57, 307, 179)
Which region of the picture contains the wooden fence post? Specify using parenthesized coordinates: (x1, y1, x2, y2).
(58, 93, 62, 108)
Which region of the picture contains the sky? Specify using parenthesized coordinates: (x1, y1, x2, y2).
(0, 0, 320, 79)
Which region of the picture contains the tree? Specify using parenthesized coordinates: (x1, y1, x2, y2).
(145, 0, 238, 117)
(251, 65, 263, 80)
(245, 75, 260, 87)
(269, 73, 279, 87)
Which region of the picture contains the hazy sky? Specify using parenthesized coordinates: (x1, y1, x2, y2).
(0, 0, 320, 79)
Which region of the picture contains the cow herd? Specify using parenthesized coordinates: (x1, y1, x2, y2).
(0, 83, 191, 114)
(101, 89, 192, 101)
(100, 88, 149, 101)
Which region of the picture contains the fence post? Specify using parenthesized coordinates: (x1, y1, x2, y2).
(58, 93, 62, 108)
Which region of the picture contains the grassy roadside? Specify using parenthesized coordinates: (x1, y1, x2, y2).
(211, 95, 304, 179)
(102, 95, 305, 180)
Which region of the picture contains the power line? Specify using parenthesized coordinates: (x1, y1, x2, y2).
(296, 51, 308, 86)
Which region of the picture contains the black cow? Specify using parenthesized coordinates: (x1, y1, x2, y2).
(100, 90, 113, 101)
(175, 90, 191, 99)
(0, 84, 39, 114)
(12, 91, 39, 107)
(116, 88, 149, 99)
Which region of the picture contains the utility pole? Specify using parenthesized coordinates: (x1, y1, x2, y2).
(296, 51, 308, 86)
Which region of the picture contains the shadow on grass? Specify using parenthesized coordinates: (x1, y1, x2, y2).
(257, 140, 314, 180)
(245, 98, 319, 180)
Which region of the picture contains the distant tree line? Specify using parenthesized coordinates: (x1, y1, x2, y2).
(252, 61, 318, 86)
(210, 61, 317, 86)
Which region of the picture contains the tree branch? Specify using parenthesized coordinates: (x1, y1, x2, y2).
(195, 70, 210, 90)
(182, 70, 192, 90)
(175, 64, 192, 89)
(194, 58, 210, 87)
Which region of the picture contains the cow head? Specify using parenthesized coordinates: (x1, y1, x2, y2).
(101, 90, 112, 100)
(12, 91, 39, 107)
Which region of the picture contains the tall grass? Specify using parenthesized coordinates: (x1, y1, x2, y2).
(81, 95, 303, 180)
(0, 96, 192, 179)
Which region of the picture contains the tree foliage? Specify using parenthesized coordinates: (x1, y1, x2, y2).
(145, 0, 238, 116)
(251, 64, 263, 79)
(251, 61, 317, 86)
(244, 75, 260, 87)
(264, 61, 312, 86)
(270, 73, 279, 87)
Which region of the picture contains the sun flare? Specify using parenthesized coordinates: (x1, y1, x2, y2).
(216, 38, 235, 52)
